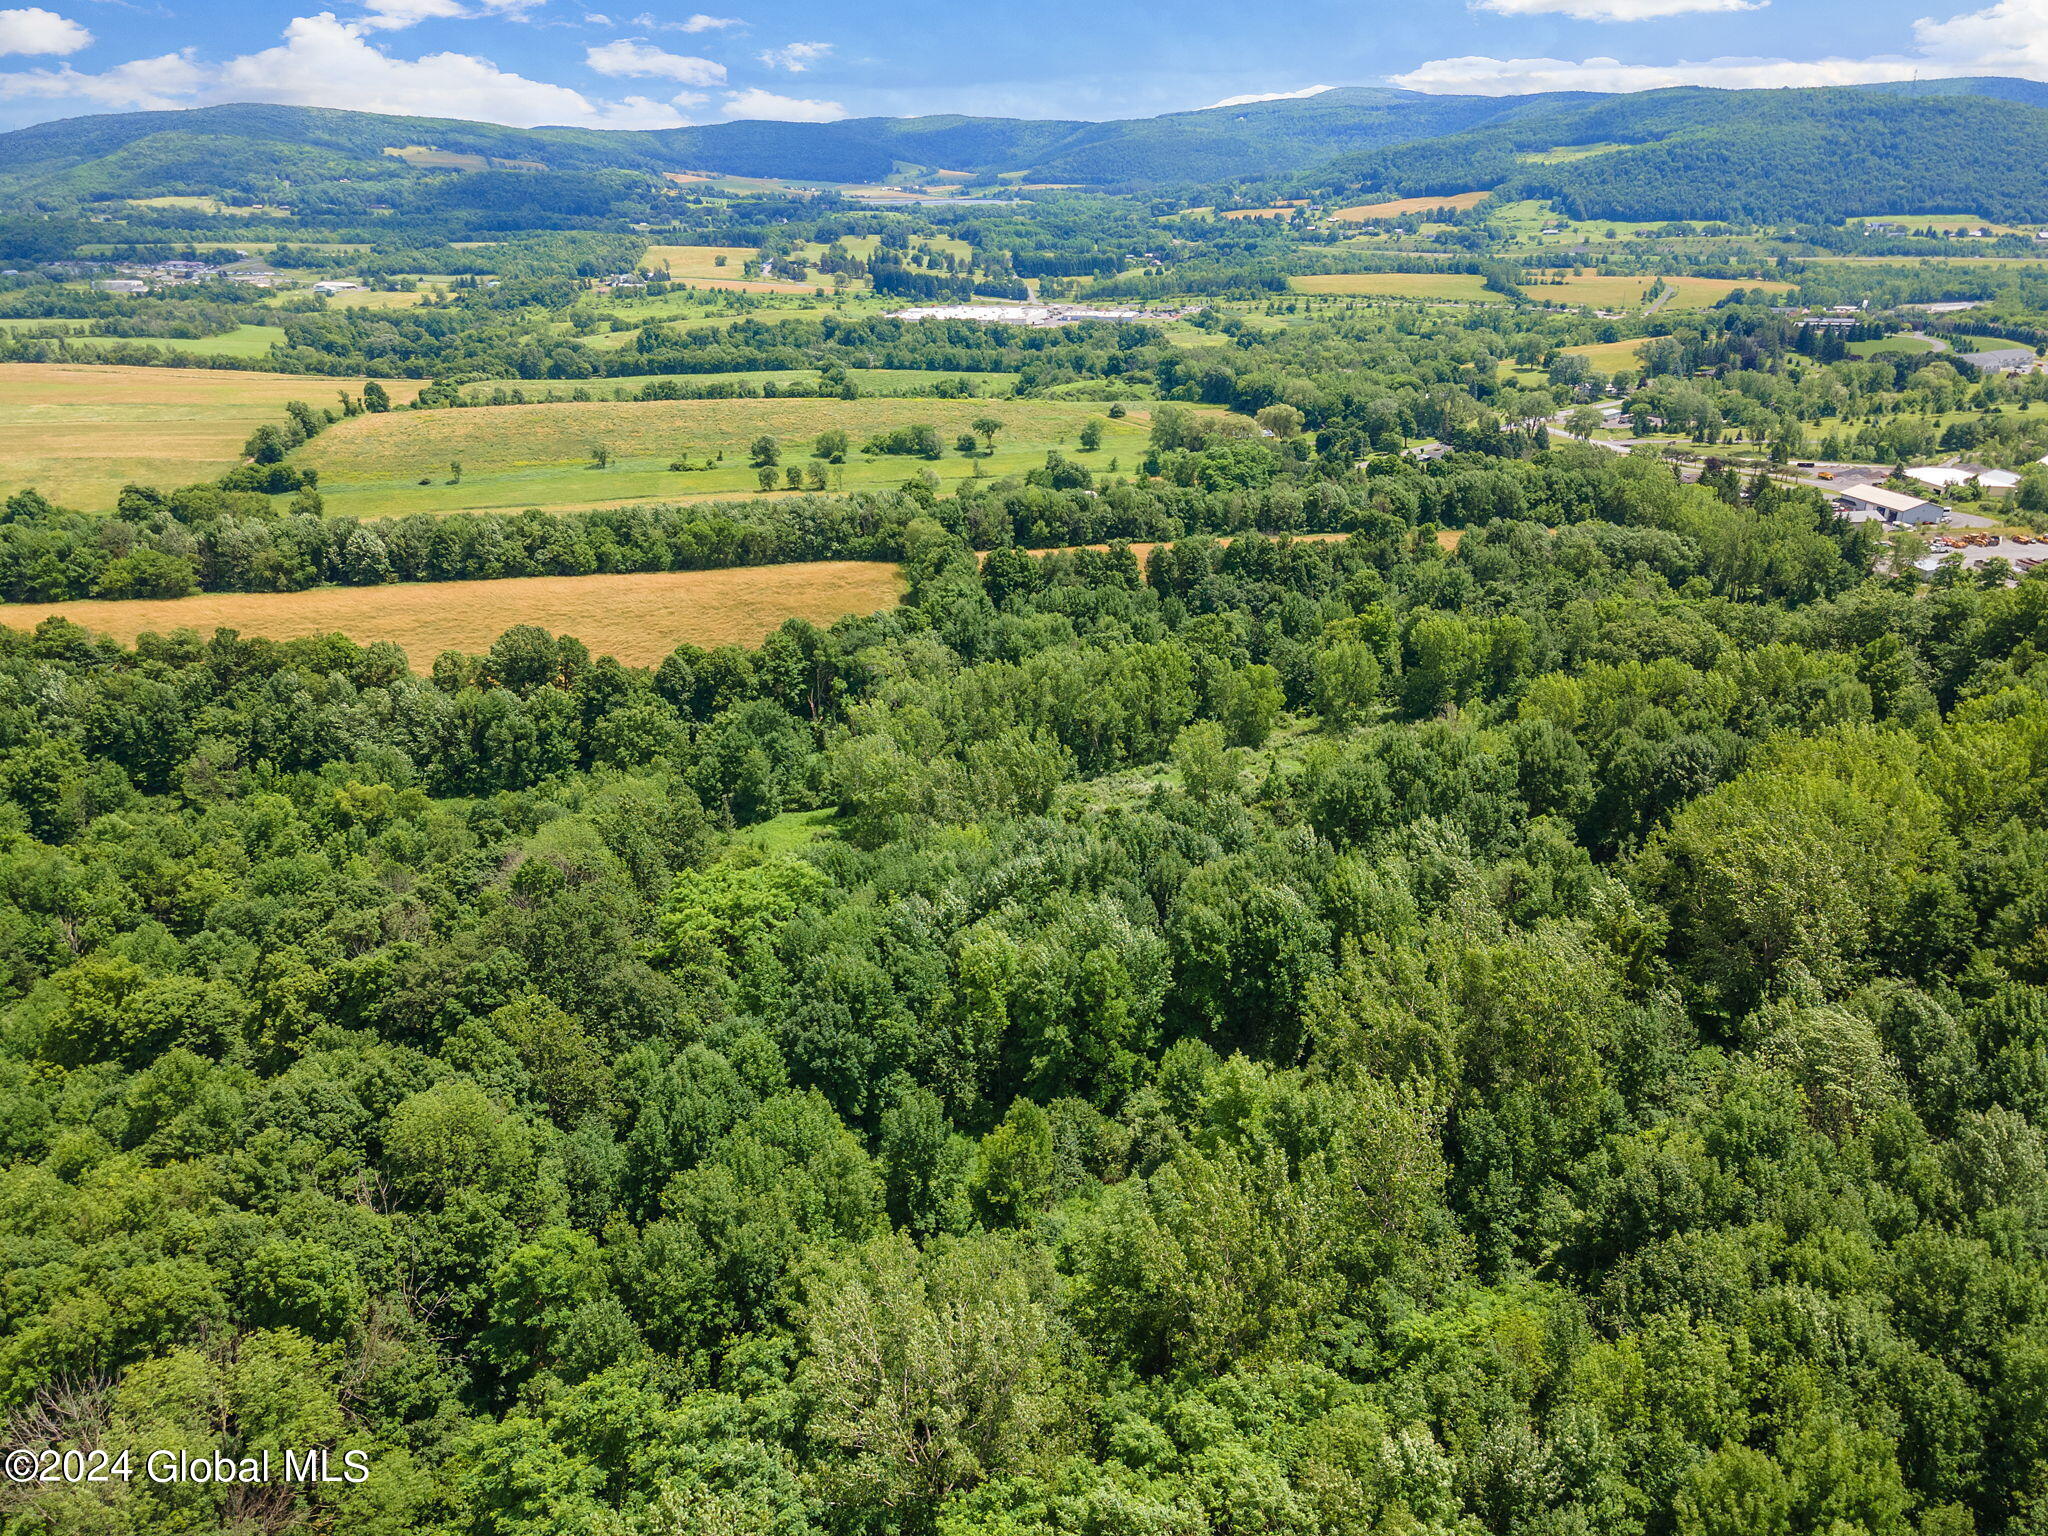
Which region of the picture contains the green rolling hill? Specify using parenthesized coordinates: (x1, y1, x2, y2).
(8, 78, 2048, 223)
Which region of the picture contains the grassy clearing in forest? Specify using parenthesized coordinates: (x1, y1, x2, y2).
(0, 563, 906, 668)
(1519, 143, 1631, 165)
(0, 362, 423, 510)
(1288, 272, 1499, 301)
(295, 396, 1156, 519)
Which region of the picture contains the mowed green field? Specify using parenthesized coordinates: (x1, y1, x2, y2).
(0, 362, 423, 510)
(1850, 336, 1937, 357)
(63, 324, 288, 359)
(295, 396, 1158, 519)
(1288, 272, 1500, 301)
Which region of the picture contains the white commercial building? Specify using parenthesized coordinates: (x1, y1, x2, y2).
(1836, 485, 1948, 525)
(1910, 464, 2024, 491)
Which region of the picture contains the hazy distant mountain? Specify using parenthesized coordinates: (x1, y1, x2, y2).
(7, 78, 2048, 221)
(0, 89, 1606, 201)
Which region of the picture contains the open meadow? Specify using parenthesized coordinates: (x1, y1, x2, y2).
(1523, 273, 1792, 311)
(639, 244, 822, 293)
(295, 396, 1157, 518)
(317, 289, 434, 310)
(63, 324, 289, 359)
(457, 368, 1021, 401)
(0, 362, 422, 509)
(1288, 272, 1500, 301)
(0, 562, 906, 667)
(1850, 335, 1938, 357)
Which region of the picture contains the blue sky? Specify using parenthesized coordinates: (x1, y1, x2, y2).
(0, 0, 2044, 132)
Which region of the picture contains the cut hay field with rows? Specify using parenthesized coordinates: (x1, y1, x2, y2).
(1331, 192, 1492, 220)
(1659, 276, 1793, 310)
(639, 244, 820, 294)
(1559, 339, 1651, 370)
(1521, 273, 1657, 308)
(0, 363, 423, 510)
(296, 396, 1156, 519)
(1526, 274, 1791, 311)
(0, 563, 906, 668)
(1288, 272, 1499, 301)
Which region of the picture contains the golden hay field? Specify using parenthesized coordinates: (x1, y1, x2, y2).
(1288, 272, 1499, 301)
(1659, 276, 1794, 310)
(1331, 192, 1492, 220)
(0, 563, 906, 669)
(1560, 339, 1651, 370)
(320, 289, 433, 310)
(0, 363, 424, 510)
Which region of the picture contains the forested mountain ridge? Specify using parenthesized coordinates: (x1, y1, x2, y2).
(0, 90, 1597, 202)
(9, 77, 2048, 210)
(1306, 86, 2048, 224)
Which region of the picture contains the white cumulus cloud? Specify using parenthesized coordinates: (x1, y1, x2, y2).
(1914, 0, 2048, 74)
(585, 37, 724, 83)
(0, 6, 90, 54)
(632, 11, 739, 30)
(1391, 52, 1916, 93)
(1398, 0, 2048, 95)
(758, 40, 829, 72)
(0, 11, 705, 126)
(1472, 0, 1765, 19)
(1206, 83, 1334, 108)
(0, 49, 201, 108)
(722, 85, 843, 120)
(353, 0, 542, 32)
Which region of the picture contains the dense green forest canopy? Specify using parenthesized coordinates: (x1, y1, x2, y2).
(4, 438, 2048, 1531)
(12, 75, 2048, 1535)
(1298, 86, 2048, 224)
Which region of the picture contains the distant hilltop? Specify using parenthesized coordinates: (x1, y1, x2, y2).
(9, 78, 2048, 222)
